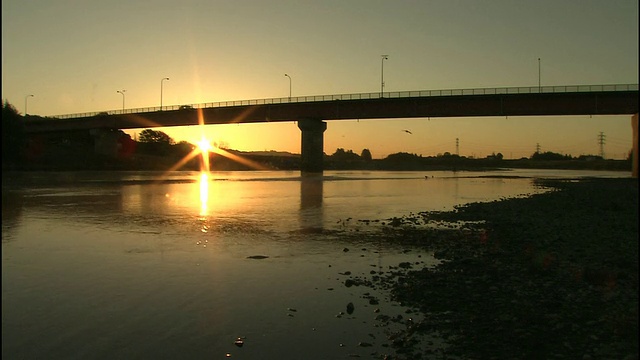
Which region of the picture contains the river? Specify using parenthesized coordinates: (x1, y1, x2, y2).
(1, 169, 630, 359)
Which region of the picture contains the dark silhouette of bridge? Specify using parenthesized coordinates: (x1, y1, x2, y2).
(23, 84, 639, 174)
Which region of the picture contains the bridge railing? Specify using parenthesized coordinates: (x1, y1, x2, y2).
(53, 83, 638, 119)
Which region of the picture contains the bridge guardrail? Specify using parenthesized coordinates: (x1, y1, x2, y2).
(52, 83, 638, 119)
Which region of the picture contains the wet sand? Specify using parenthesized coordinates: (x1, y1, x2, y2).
(366, 178, 638, 359)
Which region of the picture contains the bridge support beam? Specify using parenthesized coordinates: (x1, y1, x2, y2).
(632, 114, 638, 178)
(298, 119, 327, 174)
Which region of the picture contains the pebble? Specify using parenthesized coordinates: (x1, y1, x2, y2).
(347, 302, 355, 314)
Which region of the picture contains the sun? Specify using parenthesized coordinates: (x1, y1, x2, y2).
(163, 107, 269, 173)
(197, 138, 213, 153)
(196, 136, 212, 172)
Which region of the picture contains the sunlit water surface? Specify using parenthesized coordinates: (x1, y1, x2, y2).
(2, 169, 629, 359)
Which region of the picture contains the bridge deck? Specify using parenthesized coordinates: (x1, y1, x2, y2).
(24, 84, 639, 133)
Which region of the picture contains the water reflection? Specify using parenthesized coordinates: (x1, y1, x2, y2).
(4, 170, 620, 359)
(454, 175, 459, 203)
(1, 189, 24, 242)
(198, 172, 211, 238)
(199, 172, 209, 217)
(2, 170, 561, 241)
(299, 176, 324, 232)
(300, 176, 323, 209)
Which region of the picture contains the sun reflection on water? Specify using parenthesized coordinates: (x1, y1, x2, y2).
(150, 108, 278, 241)
(196, 174, 210, 245)
(199, 172, 209, 218)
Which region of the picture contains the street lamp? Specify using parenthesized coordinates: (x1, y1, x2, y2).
(381, 55, 389, 97)
(538, 58, 541, 92)
(160, 77, 169, 110)
(284, 73, 292, 101)
(117, 90, 126, 111)
(25, 94, 34, 115)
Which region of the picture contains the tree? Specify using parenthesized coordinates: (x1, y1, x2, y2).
(330, 148, 361, 162)
(138, 129, 174, 145)
(2, 100, 26, 168)
(215, 140, 229, 150)
(531, 151, 572, 161)
(117, 132, 137, 159)
(136, 129, 174, 156)
(360, 148, 372, 161)
(382, 152, 423, 170)
(173, 141, 195, 157)
(384, 152, 423, 163)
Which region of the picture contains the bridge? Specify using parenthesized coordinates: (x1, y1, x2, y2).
(24, 84, 639, 174)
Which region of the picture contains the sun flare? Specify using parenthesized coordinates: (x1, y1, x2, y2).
(195, 136, 212, 172)
(163, 108, 269, 174)
(197, 138, 213, 153)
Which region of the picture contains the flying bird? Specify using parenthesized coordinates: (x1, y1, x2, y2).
(402, 129, 413, 134)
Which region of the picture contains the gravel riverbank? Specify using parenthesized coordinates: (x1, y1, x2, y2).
(363, 178, 638, 359)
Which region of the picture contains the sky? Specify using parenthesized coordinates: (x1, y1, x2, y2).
(2, 0, 638, 159)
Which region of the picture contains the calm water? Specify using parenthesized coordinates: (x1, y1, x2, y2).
(2, 169, 630, 359)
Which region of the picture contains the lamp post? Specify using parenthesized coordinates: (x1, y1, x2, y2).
(284, 73, 292, 102)
(117, 90, 126, 111)
(538, 58, 541, 92)
(25, 94, 34, 115)
(160, 77, 169, 110)
(381, 55, 389, 97)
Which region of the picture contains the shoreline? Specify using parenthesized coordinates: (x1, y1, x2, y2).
(364, 178, 638, 359)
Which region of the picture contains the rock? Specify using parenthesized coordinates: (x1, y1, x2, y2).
(347, 302, 355, 314)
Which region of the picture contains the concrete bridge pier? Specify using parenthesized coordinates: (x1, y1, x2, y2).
(297, 118, 327, 174)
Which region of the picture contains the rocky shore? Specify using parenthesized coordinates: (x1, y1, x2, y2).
(363, 178, 638, 359)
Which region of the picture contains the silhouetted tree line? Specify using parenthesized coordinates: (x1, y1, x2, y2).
(530, 151, 572, 161)
(327, 149, 630, 171)
(324, 148, 373, 170)
(2, 101, 25, 169)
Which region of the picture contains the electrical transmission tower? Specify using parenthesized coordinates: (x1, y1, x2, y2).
(456, 138, 459, 156)
(536, 143, 541, 153)
(598, 132, 606, 159)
